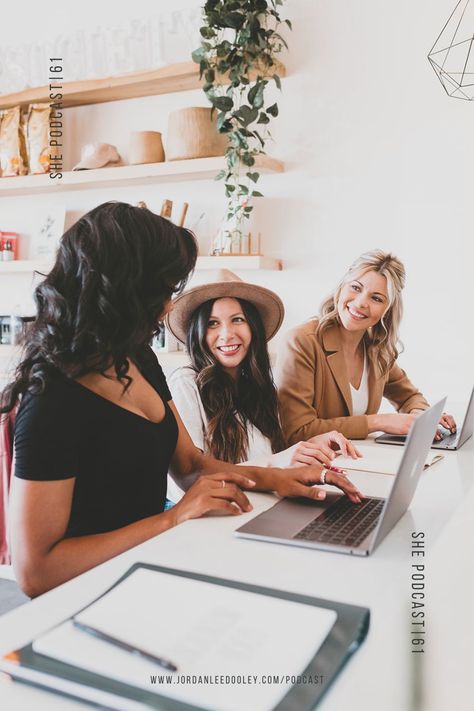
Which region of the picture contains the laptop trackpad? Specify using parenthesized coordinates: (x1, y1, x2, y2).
(237, 493, 342, 538)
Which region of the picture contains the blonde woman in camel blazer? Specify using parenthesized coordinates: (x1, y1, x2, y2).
(276, 250, 457, 442)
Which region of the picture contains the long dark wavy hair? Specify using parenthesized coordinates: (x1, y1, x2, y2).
(0, 201, 197, 413)
(186, 298, 285, 463)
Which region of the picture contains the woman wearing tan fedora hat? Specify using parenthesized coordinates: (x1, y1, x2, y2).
(3, 206, 361, 597)
(165, 270, 362, 502)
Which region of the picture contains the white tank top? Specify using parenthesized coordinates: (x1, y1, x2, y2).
(350, 350, 369, 416)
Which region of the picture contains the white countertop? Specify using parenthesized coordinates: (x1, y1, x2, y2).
(0, 436, 472, 711)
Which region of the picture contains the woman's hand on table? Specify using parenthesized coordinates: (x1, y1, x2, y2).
(289, 431, 362, 467)
(171, 472, 256, 524)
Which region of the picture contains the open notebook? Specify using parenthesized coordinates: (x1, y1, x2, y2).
(0, 564, 370, 711)
(335, 443, 443, 475)
(32, 567, 336, 711)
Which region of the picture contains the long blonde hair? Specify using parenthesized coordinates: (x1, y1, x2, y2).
(318, 250, 406, 375)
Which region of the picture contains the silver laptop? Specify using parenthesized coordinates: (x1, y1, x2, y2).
(236, 399, 445, 557)
(375, 386, 473, 450)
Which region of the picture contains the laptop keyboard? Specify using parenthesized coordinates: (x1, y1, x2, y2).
(294, 497, 384, 548)
(434, 432, 457, 448)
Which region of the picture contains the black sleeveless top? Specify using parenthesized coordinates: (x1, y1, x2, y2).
(14, 347, 178, 538)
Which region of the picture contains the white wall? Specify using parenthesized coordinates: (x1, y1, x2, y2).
(1, 0, 472, 402)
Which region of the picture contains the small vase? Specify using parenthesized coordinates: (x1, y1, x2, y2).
(211, 214, 248, 255)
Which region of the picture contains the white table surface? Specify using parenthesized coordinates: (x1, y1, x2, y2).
(0, 436, 472, 711)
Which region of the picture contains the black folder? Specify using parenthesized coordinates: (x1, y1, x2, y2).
(0, 562, 370, 710)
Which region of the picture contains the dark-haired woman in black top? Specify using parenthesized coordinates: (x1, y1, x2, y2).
(1, 202, 361, 598)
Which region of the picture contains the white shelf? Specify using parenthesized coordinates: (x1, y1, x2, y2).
(197, 255, 282, 271)
(0, 255, 282, 274)
(0, 261, 51, 274)
(0, 155, 284, 197)
(0, 344, 18, 357)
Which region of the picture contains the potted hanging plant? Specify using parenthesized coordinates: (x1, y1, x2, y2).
(192, 0, 291, 254)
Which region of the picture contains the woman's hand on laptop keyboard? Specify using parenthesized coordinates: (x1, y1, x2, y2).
(411, 409, 457, 441)
(368, 410, 457, 441)
(270, 466, 363, 504)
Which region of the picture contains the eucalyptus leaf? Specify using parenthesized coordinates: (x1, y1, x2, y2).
(223, 12, 245, 29)
(235, 105, 259, 126)
(242, 154, 255, 166)
(191, 48, 205, 63)
(212, 96, 234, 111)
(250, 83, 265, 109)
(200, 27, 216, 39)
(218, 60, 230, 73)
(247, 81, 261, 106)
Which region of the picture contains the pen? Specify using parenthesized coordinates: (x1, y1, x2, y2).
(72, 618, 178, 672)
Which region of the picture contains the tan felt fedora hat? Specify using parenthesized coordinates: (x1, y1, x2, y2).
(165, 269, 285, 344)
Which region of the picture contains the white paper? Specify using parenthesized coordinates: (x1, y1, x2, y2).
(33, 568, 337, 711)
(336, 444, 443, 475)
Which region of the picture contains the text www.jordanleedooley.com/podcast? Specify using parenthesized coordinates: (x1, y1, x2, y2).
(149, 674, 327, 686)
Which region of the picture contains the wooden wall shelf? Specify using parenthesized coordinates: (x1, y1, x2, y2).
(0, 155, 284, 197)
(0, 60, 286, 111)
(0, 255, 282, 275)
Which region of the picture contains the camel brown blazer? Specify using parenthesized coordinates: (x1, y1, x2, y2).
(275, 320, 429, 442)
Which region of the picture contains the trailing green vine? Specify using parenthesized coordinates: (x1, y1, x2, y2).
(192, 0, 291, 244)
